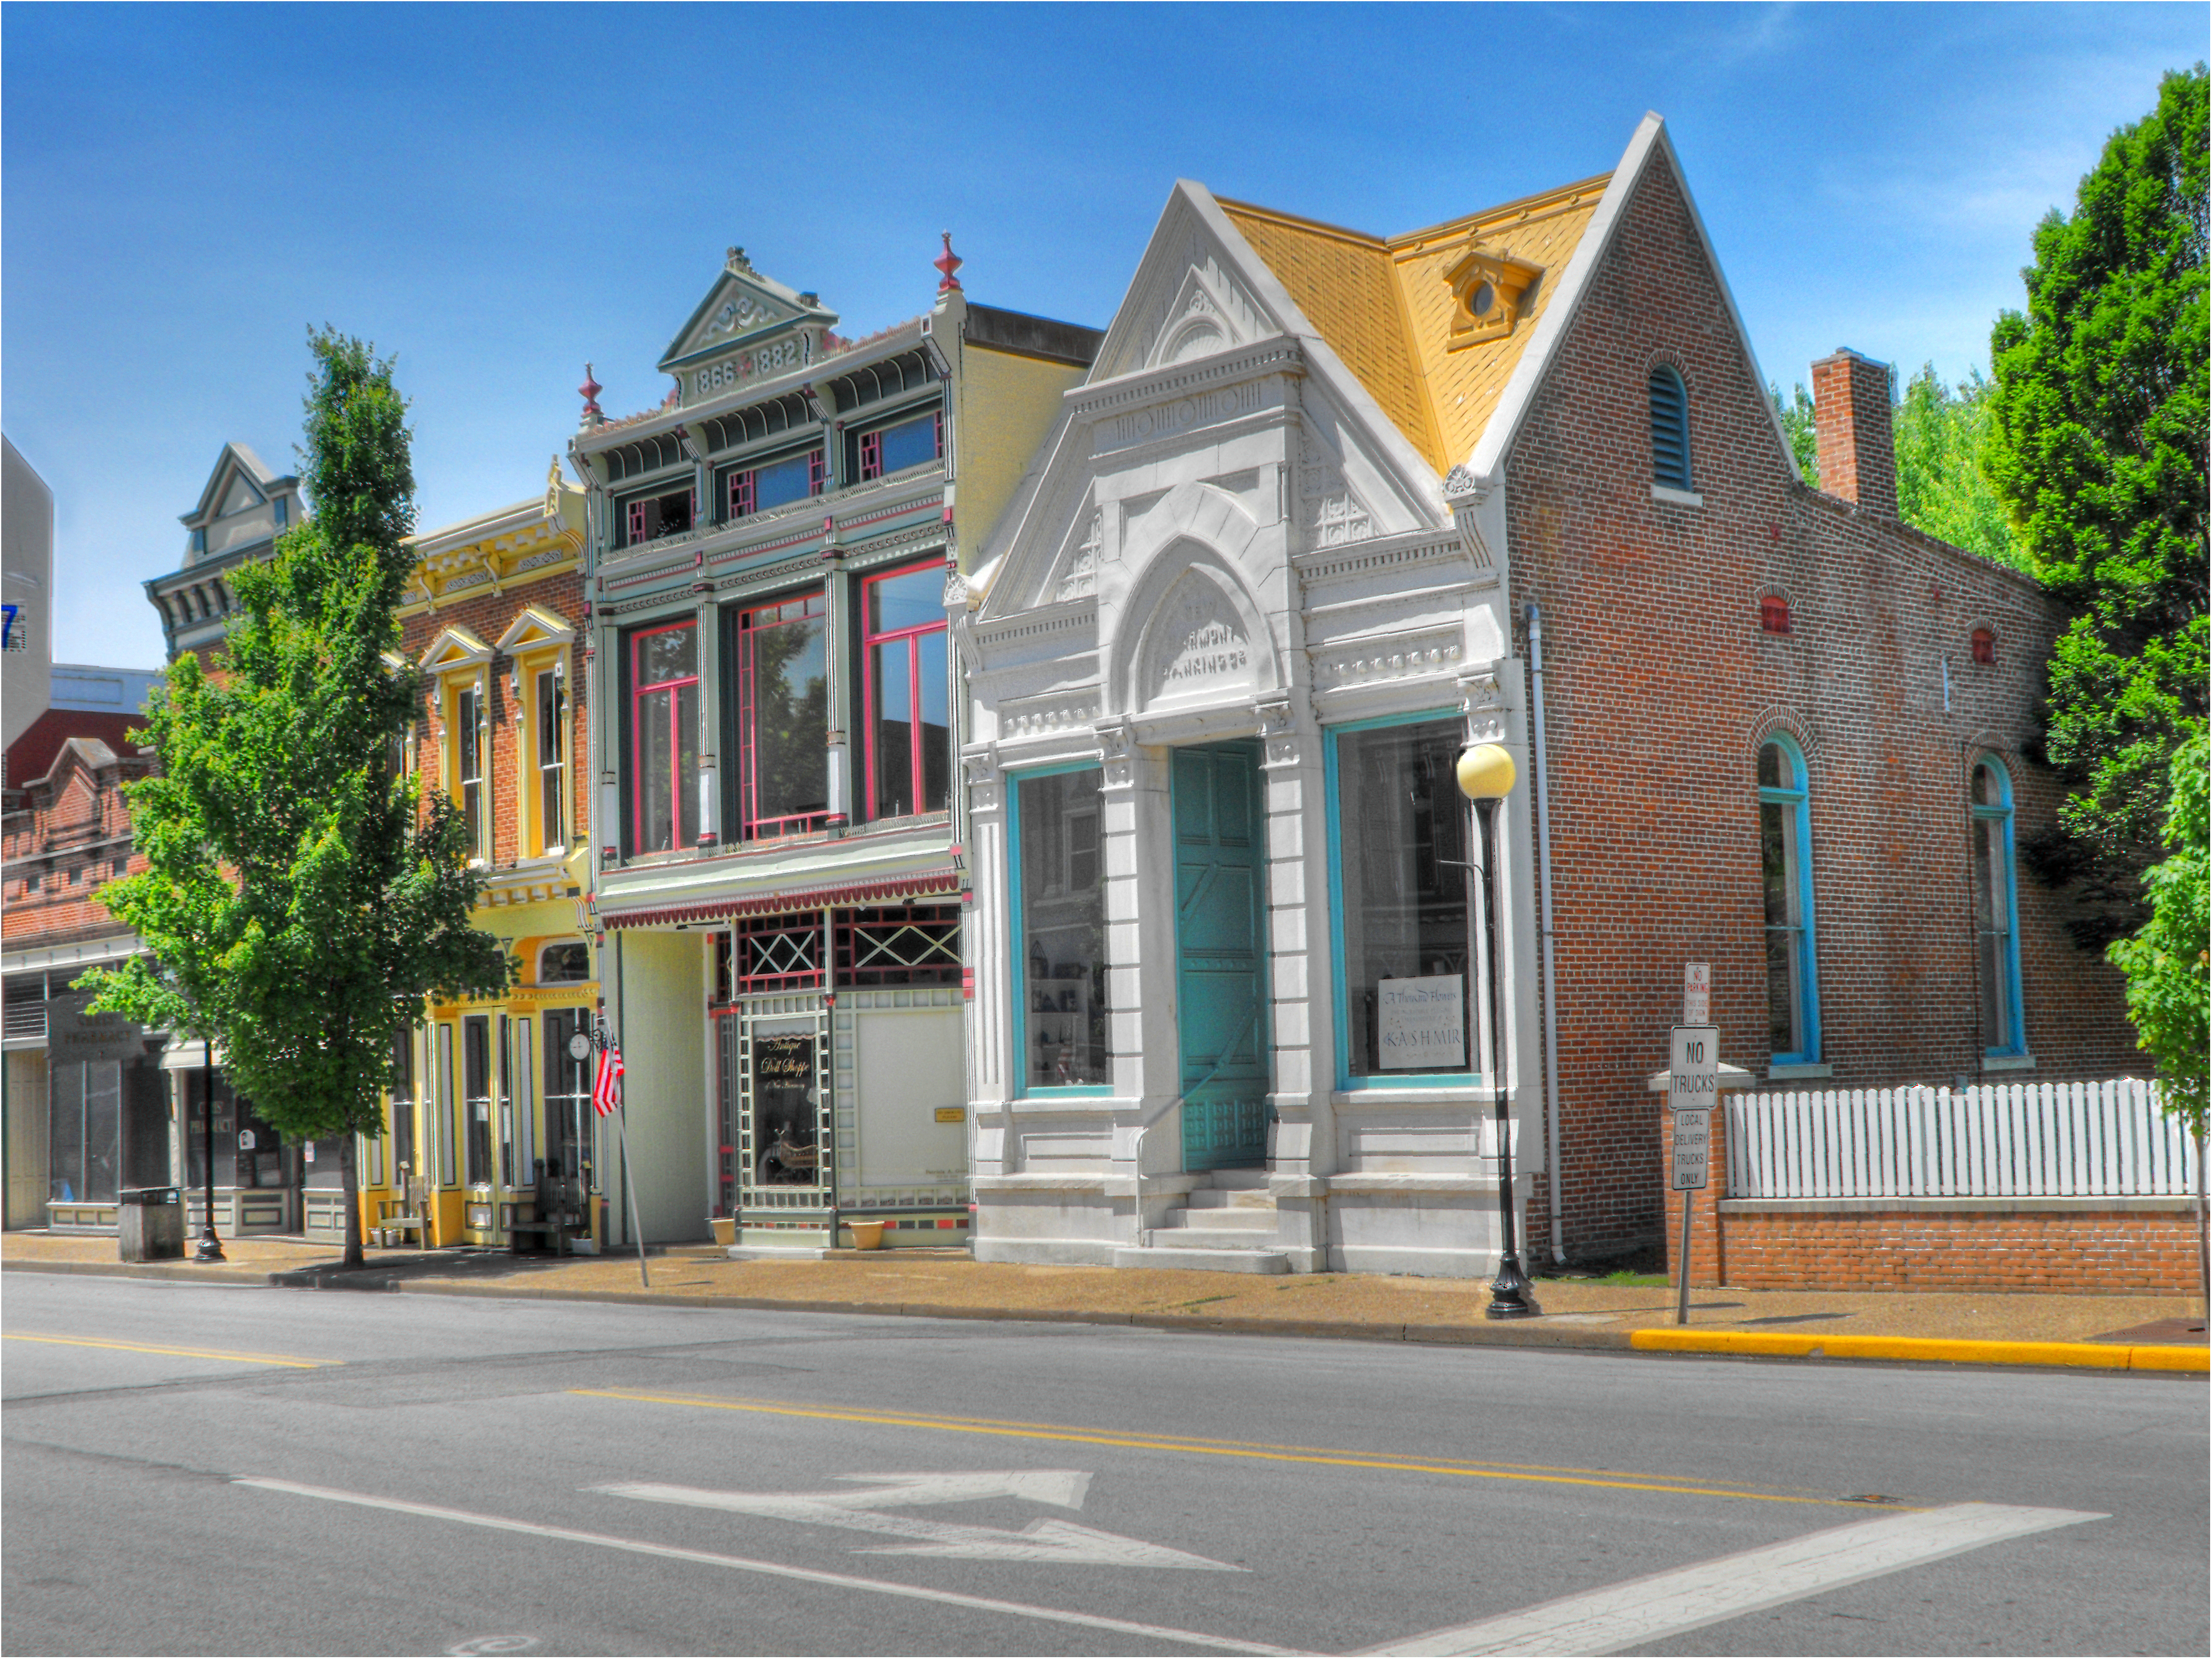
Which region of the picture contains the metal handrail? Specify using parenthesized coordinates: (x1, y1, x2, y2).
(1130, 996, 1264, 1248)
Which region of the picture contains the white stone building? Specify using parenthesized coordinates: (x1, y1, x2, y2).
(956, 175, 1554, 1275)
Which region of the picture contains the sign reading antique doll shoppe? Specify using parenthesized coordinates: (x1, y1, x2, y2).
(752, 1032, 821, 1186)
(1376, 975, 1465, 1071)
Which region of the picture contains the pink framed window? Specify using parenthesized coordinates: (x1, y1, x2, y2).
(622, 487, 695, 549)
(736, 589, 830, 841)
(628, 620, 700, 854)
(861, 561, 951, 820)
(857, 409, 943, 482)
(725, 448, 824, 522)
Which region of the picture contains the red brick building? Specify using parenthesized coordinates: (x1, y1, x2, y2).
(958, 112, 2132, 1274)
(1494, 149, 2135, 1261)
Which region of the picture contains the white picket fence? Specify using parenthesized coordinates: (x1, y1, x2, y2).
(1726, 1078, 2201, 1201)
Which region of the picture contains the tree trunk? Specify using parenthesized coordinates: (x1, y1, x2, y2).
(340, 1132, 365, 1269)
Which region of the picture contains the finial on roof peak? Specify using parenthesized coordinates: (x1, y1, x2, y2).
(935, 231, 963, 293)
(726, 246, 756, 275)
(578, 364, 604, 427)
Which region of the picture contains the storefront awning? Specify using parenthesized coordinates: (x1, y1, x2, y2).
(600, 865, 963, 930)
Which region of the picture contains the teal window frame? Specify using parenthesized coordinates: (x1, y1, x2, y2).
(1758, 734, 1822, 1065)
(1007, 759, 1113, 1099)
(1324, 707, 1480, 1092)
(1970, 755, 2027, 1057)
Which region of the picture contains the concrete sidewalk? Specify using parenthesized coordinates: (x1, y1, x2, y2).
(5, 1230, 2204, 1371)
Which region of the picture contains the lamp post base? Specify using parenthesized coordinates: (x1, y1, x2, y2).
(194, 1228, 226, 1263)
(1485, 1254, 1543, 1320)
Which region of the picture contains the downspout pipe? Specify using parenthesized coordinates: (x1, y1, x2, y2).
(1526, 604, 1568, 1265)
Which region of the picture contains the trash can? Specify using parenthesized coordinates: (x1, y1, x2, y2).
(118, 1187, 185, 1263)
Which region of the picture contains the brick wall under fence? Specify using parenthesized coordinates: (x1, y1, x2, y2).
(1663, 1080, 2206, 1295)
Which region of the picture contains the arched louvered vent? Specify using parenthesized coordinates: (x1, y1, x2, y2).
(1649, 366, 1692, 491)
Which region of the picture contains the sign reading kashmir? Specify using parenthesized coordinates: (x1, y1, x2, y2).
(1376, 976, 1465, 1070)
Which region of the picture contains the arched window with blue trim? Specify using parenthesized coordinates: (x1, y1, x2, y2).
(1757, 736, 1819, 1063)
(1649, 365, 1692, 491)
(1970, 756, 2025, 1057)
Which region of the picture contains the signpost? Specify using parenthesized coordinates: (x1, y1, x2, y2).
(1668, 1022, 1719, 1326)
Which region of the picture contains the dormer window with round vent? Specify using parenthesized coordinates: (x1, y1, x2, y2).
(1442, 248, 1543, 349)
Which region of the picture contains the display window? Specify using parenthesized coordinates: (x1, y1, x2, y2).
(1327, 715, 1476, 1084)
(750, 1031, 823, 1186)
(1010, 765, 1110, 1093)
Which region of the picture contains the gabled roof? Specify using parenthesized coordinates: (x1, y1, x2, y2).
(1213, 176, 1607, 476)
(180, 442, 295, 528)
(4, 710, 147, 795)
(1206, 113, 1787, 483)
(658, 249, 839, 375)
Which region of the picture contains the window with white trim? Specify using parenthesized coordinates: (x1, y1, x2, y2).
(533, 663, 568, 856)
(455, 684, 488, 862)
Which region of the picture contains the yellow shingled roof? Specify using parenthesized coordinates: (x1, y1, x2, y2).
(1218, 172, 1612, 474)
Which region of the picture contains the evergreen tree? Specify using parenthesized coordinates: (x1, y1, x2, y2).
(1986, 66, 2209, 947)
(84, 331, 507, 1267)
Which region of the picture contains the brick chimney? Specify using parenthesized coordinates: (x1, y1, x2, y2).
(1810, 348, 1896, 516)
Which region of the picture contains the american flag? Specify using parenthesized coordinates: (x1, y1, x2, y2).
(592, 1042, 625, 1117)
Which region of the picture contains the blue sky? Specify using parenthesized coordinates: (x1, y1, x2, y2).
(4, 2, 2203, 670)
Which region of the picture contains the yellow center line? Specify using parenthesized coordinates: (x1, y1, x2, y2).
(4, 1332, 337, 1369)
(571, 1390, 1873, 1508)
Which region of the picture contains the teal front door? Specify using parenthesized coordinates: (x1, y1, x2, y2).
(1172, 742, 1271, 1171)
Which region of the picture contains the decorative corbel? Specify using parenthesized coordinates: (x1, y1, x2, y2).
(1457, 665, 1508, 746)
(1093, 714, 1138, 790)
(1443, 465, 1496, 571)
(960, 743, 1003, 815)
(1254, 691, 1303, 768)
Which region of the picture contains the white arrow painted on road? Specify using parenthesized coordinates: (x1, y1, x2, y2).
(594, 1472, 1241, 1570)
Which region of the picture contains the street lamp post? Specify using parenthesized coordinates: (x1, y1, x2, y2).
(194, 1035, 224, 1262)
(1456, 741, 1540, 1320)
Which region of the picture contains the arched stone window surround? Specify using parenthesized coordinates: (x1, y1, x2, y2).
(1967, 619, 1999, 666)
(1103, 481, 1281, 722)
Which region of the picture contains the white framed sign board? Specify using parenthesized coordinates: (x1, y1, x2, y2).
(1670, 1109, 1711, 1191)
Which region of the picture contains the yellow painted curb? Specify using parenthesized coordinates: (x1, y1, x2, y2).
(1629, 1329, 2208, 1372)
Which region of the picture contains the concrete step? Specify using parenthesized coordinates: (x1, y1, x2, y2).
(1112, 1244, 1290, 1274)
(1205, 1169, 1272, 1191)
(1161, 1206, 1275, 1232)
(1184, 1188, 1275, 1210)
(1149, 1225, 1280, 1250)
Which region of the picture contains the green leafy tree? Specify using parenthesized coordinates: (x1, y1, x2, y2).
(83, 331, 507, 1266)
(2107, 724, 2210, 1310)
(1891, 364, 2030, 572)
(1986, 66, 2210, 947)
(2107, 723, 2209, 1130)
(1769, 382, 1818, 486)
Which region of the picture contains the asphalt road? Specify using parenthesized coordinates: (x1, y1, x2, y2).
(3, 1274, 2205, 1658)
